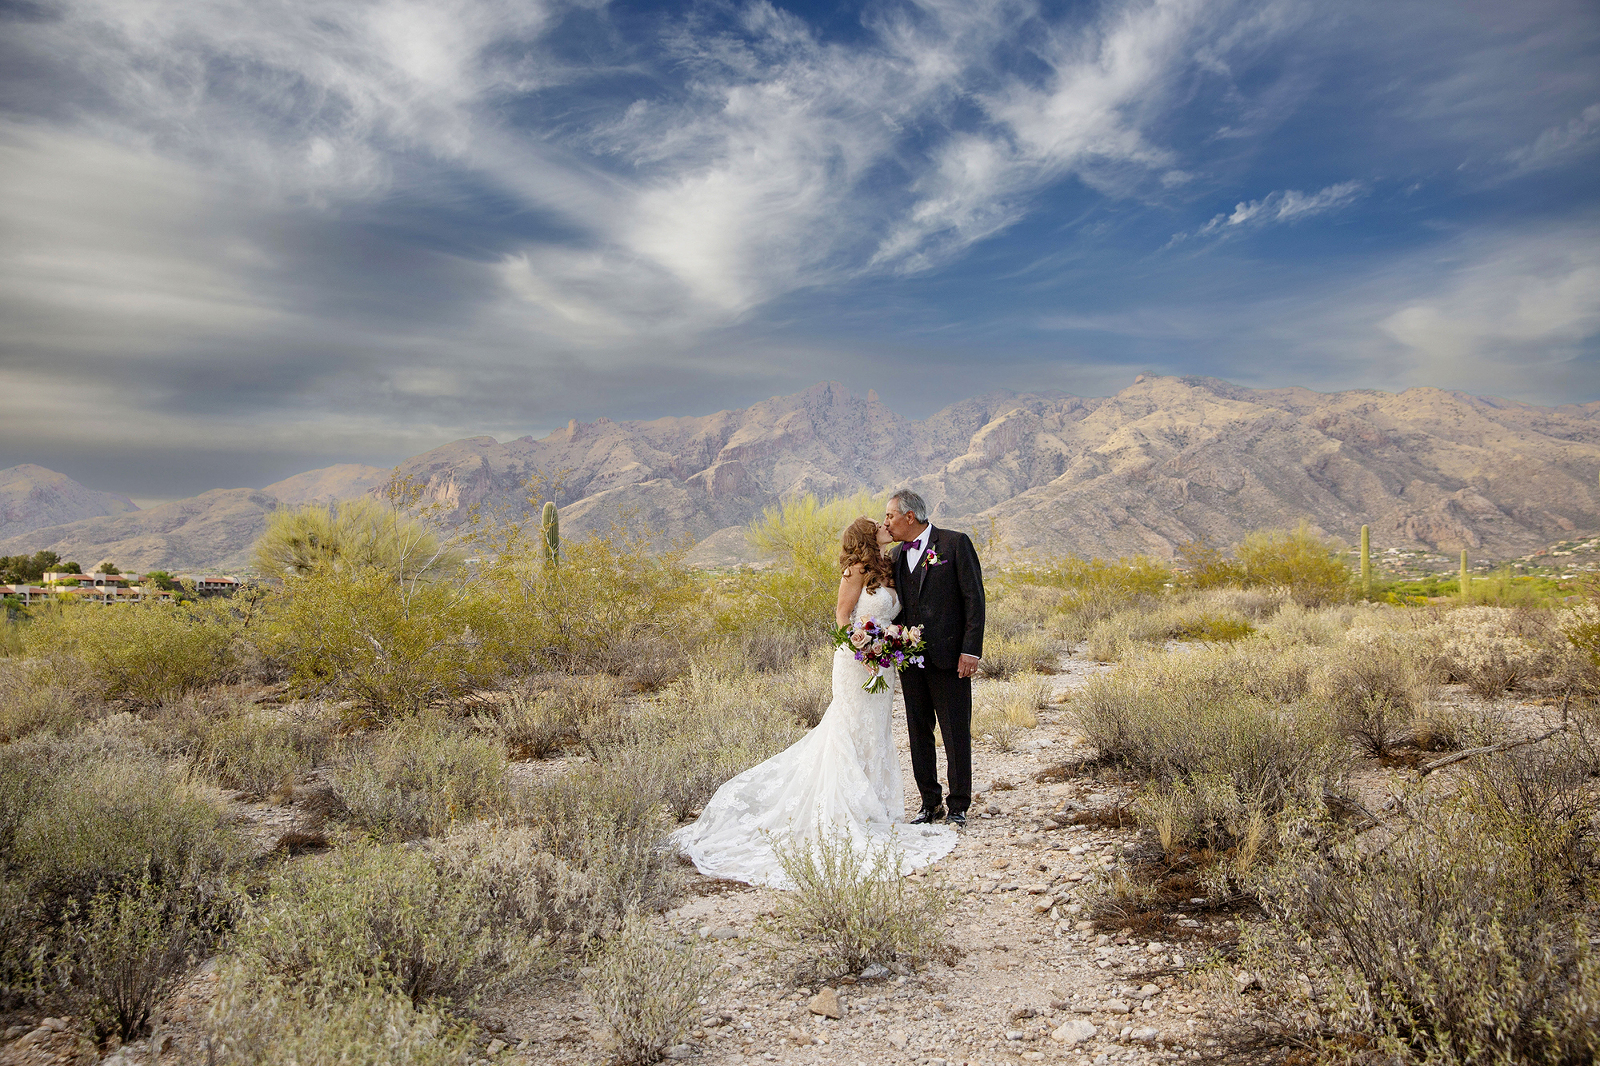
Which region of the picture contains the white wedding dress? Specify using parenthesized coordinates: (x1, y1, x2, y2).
(669, 586, 959, 888)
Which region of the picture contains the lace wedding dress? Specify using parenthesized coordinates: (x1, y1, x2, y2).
(669, 586, 958, 888)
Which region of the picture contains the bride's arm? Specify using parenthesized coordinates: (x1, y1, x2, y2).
(836, 566, 867, 627)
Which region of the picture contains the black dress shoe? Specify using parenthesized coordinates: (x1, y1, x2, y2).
(910, 805, 946, 825)
(946, 811, 967, 828)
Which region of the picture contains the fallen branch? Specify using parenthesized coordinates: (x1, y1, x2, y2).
(1417, 720, 1570, 778)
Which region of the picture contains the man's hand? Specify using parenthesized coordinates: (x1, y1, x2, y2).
(957, 653, 980, 679)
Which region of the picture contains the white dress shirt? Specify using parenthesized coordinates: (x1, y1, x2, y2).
(903, 523, 934, 574)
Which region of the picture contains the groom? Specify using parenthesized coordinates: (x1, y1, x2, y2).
(886, 490, 985, 828)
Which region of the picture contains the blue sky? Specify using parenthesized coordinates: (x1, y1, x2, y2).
(1, 0, 1597, 500)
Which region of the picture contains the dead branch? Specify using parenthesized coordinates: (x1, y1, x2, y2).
(1416, 723, 1569, 778)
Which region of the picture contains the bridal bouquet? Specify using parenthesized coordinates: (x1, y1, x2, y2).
(829, 618, 926, 693)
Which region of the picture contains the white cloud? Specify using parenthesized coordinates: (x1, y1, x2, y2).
(1505, 102, 1600, 175)
(1193, 180, 1365, 237)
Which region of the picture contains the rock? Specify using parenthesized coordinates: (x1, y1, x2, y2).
(1026, 884, 1049, 894)
(787, 1026, 810, 1044)
(887, 961, 910, 976)
(1103, 998, 1131, 1014)
(710, 925, 740, 940)
(17, 1028, 54, 1048)
(859, 963, 891, 980)
(2, 1025, 26, 1040)
(1010, 1007, 1037, 1021)
(485, 1038, 508, 1055)
(664, 1045, 694, 1060)
(1130, 1026, 1162, 1045)
(1050, 1019, 1096, 1045)
(1004, 1030, 1026, 1040)
(1233, 971, 1260, 993)
(1137, 983, 1161, 1000)
(808, 988, 843, 1019)
(40, 1018, 67, 1032)
(888, 1029, 909, 1049)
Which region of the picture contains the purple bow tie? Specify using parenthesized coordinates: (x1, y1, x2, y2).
(907, 539, 922, 551)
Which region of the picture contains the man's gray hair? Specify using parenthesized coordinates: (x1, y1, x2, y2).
(889, 489, 928, 523)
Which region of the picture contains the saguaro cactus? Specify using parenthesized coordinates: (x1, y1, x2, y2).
(541, 501, 560, 566)
(1459, 549, 1470, 602)
(1360, 525, 1371, 600)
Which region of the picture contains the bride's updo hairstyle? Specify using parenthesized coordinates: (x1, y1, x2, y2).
(839, 517, 894, 592)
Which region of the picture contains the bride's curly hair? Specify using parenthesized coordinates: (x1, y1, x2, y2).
(839, 517, 894, 591)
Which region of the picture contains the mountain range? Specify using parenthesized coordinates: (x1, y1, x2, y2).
(3, 377, 1598, 573)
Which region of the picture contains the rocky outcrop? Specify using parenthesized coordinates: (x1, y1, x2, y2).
(261, 464, 390, 504)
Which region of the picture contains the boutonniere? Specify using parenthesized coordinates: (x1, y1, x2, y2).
(923, 546, 945, 567)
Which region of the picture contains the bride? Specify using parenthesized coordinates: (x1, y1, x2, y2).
(670, 517, 959, 887)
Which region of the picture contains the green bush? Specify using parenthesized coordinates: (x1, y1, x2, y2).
(583, 912, 721, 1066)
(253, 497, 458, 580)
(207, 973, 476, 1066)
(264, 563, 497, 718)
(1269, 750, 1599, 1065)
(331, 719, 510, 840)
(25, 597, 241, 707)
(0, 659, 80, 741)
(233, 838, 545, 1008)
(774, 827, 952, 976)
(1235, 523, 1352, 607)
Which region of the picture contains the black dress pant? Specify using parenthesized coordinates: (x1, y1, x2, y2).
(901, 664, 972, 816)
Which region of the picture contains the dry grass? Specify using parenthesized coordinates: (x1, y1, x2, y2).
(973, 675, 1049, 751)
(583, 912, 722, 1065)
(330, 718, 511, 840)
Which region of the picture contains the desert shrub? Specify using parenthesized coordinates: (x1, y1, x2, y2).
(0, 660, 80, 741)
(1175, 539, 1245, 590)
(1076, 651, 1346, 867)
(480, 516, 708, 685)
(1312, 633, 1436, 758)
(520, 759, 679, 922)
(233, 838, 545, 1008)
(736, 491, 883, 637)
(206, 972, 475, 1066)
(193, 704, 338, 797)
(35, 872, 238, 1041)
(973, 676, 1046, 752)
(1008, 555, 1170, 644)
(1252, 600, 1344, 646)
(478, 674, 626, 759)
(1, 745, 246, 1039)
(627, 664, 806, 820)
(1269, 760, 1599, 1065)
(264, 563, 497, 718)
(1084, 597, 1255, 660)
(331, 719, 510, 840)
(1560, 602, 1600, 691)
(1235, 523, 1352, 607)
(583, 911, 721, 1066)
(254, 497, 458, 580)
(1429, 606, 1579, 698)
(774, 828, 951, 976)
(767, 646, 833, 728)
(25, 597, 241, 707)
(979, 628, 1058, 677)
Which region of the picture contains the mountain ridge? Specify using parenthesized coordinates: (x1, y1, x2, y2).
(4, 377, 1598, 572)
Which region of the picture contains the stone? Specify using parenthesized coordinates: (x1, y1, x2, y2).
(40, 1018, 67, 1032)
(710, 925, 741, 940)
(1004, 1030, 1026, 1041)
(808, 988, 843, 1019)
(665, 1045, 694, 1060)
(1010, 1008, 1037, 1021)
(1021, 1053, 1046, 1062)
(3, 1025, 27, 1040)
(859, 963, 891, 980)
(485, 1038, 508, 1055)
(1050, 1019, 1096, 1045)
(1233, 971, 1260, 993)
(888, 1029, 909, 1049)
(1026, 883, 1049, 894)
(1130, 1026, 1162, 1045)
(787, 1026, 810, 1044)
(1103, 999, 1131, 1014)
(17, 1028, 54, 1048)
(1137, 984, 1161, 999)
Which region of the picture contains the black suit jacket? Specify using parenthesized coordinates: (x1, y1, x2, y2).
(893, 525, 985, 670)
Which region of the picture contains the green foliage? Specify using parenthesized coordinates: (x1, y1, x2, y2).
(1269, 749, 1599, 1065)
(142, 570, 179, 591)
(1168, 613, 1255, 642)
(1462, 565, 1566, 607)
(1235, 522, 1352, 606)
(742, 491, 882, 635)
(25, 597, 242, 707)
(96, 561, 121, 575)
(1175, 539, 1244, 590)
(232, 836, 547, 1009)
(254, 497, 457, 580)
(583, 912, 722, 1066)
(331, 719, 511, 840)
(774, 827, 952, 975)
(264, 562, 496, 716)
(0, 661, 78, 740)
(207, 973, 476, 1066)
(0, 549, 60, 583)
(60, 560, 82, 574)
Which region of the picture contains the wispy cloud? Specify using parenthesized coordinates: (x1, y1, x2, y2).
(1505, 102, 1600, 175)
(1170, 180, 1365, 243)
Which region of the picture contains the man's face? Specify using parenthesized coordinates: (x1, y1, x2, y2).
(884, 503, 922, 542)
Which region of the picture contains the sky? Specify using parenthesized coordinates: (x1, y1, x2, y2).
(2, 0, 1598, 502)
